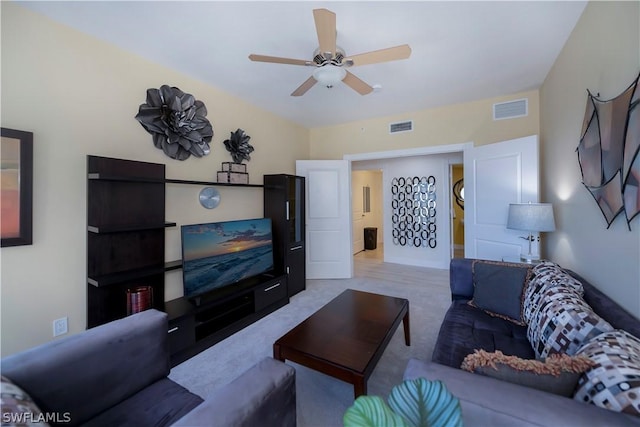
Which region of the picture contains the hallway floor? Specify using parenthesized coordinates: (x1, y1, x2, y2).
(354, 244, 384, 261)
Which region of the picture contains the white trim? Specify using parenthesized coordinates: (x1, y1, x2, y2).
(343, 142, 473, 162)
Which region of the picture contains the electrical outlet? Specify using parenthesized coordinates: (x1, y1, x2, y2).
(53, 317, 68, 337)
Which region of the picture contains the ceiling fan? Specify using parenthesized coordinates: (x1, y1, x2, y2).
(248, 8, 411, 96)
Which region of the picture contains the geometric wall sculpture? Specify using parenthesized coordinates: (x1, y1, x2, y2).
(577, 72, 640, 229)
(391, 176, 437, 248)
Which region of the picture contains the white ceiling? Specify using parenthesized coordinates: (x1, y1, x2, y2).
(18, 1, 587, 128)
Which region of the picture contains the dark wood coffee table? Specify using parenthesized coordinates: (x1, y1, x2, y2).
(273, 289, 410, 398)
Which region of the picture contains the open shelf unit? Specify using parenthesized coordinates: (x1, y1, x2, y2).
(87, 156, 168, 327)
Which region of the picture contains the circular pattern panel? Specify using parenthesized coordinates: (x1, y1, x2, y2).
(391, 175, 437, 247)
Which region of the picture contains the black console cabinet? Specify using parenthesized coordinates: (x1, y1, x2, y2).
(166, 274, 287, 366)
(264, 174, 306, 297)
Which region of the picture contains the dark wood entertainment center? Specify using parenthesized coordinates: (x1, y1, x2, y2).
(87, 156, 301, 366)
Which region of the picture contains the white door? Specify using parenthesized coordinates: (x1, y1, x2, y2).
(464, 135, 539, 260)
(296, 160, 353, 279)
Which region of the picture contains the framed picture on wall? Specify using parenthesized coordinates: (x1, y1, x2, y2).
(1, 127, 33, 247)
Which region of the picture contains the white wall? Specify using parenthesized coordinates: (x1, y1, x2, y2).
(384, 155, 457, 269)
(541, 1, 640, 316)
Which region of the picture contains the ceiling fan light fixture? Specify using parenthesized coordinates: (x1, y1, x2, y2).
(313, 65, 347, 88)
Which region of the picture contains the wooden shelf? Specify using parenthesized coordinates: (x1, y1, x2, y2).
(88, 222, 176, 234)
(165, 260, 182, 271)
(88, 173, 165, 183)
(88, 260, 182, 286)
(88, 264, 165, 287)
(89, 173, 263, 188)
(165, 178, 263, 188)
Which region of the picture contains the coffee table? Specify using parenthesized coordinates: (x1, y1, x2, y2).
(273, 289, 410, 398)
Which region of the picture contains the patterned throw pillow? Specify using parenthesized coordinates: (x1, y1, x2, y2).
(461, 349, 594, 397)
(574, 330, 640, 416)
(526, 285, 586, 349)
(1, 376, 50, 426)
(530, 261, 585, 292)
(528, 289, 613, 359)
(467, 260, 532, 326)
(523, 261, 584, 326)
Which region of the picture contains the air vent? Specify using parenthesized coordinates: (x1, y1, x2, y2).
(493, 99, 528, 120)
(389, 120, 413, 134)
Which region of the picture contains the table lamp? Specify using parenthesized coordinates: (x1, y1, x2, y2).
(507, 203, 556, 262)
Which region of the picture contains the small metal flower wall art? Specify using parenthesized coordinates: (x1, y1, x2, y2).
(135, 85, 213, 160)
(223, 128, 254, 163)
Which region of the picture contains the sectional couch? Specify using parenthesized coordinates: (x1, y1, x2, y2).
(1, 309, 296, 426)
(405, 258, 640, 426)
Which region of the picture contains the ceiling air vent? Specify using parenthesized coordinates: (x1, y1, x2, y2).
(389, 120, 413, 134)
(493, 98, 528, 120)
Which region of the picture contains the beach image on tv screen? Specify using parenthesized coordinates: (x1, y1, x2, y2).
(181, 218, 274, 297)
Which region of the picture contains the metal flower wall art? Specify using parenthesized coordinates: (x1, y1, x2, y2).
(578, 72, 640, 229)
(223, 128, 254, 164)
(135, 85, 213, 160)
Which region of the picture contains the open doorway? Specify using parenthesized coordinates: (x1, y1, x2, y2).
(451, 164, 465, 258)
(349, 150, 464, 270)
(351, 169, 383, 259)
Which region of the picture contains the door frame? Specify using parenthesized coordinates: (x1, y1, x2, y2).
(345, 143, 472, 162)
(345, 143, 472, 265)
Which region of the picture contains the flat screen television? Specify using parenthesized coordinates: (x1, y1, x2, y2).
(181, 218, 274, 299)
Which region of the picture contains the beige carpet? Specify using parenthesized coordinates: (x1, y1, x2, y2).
(169, 252, 451, 426)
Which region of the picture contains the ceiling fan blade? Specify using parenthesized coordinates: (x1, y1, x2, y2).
(347, 44, 412, 67)
(343, 71, 373, 95)
(248, 54, 311, 66)
(313, 8, 336, 59)
(291, 76, 317, 97)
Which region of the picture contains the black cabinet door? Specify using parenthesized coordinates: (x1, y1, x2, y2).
(287, 244, 305, 296)
(287, 176, 304, 245)
(264, 174, 305, 297)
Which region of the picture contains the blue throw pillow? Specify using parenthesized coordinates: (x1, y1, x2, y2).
(468, 260, 532, 325)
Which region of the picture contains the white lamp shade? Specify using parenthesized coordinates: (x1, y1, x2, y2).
(313, 65, 347, 86)
(507, 203, 556, 232)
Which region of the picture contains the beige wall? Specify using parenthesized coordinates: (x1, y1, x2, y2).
(0, 3, 309, 356)
(309, 91, 539, 159)
(541, 1, 640, 316)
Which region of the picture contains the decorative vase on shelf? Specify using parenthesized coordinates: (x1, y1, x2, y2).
(126, 286, 153, 315)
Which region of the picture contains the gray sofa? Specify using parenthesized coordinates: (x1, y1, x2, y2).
(431, 258, 640, 367)
(404, 359, 639, 426)
(1, 309, 296, 427)
(404, 258, 640, 426)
